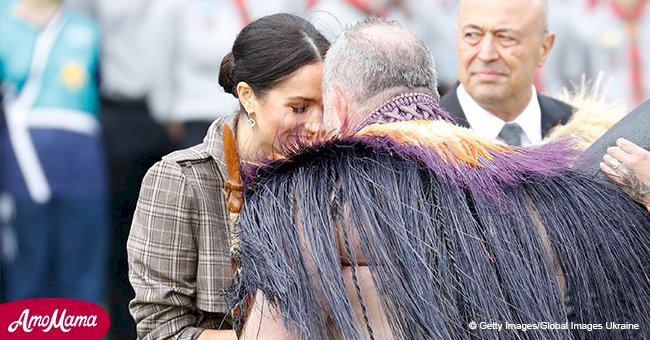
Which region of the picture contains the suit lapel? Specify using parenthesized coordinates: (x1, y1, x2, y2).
(538, 93, 573, 137)
(440, 85, 471, 129)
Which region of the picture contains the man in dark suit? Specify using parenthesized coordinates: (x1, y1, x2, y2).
(441, 0, 573, 146)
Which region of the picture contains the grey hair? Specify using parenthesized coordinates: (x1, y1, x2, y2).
(323, 17, 439, 115)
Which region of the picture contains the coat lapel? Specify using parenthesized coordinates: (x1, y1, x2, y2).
(440, 85, 471, 129)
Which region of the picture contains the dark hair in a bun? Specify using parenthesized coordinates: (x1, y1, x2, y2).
(218, 52, 236, 96)
(218, 13, 330, 98)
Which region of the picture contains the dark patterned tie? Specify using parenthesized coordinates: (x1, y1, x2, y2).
(498, 122, 523, 146)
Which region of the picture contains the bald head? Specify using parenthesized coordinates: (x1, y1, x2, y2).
(322, 17, 439, 131)
(455, 0, 555, 121)
(459, 0, 548, 35)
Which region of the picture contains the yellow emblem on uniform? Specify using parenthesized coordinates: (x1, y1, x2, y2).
(60, 61, 88, 89)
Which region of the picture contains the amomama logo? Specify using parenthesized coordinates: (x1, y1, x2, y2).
(0, 298, 110, 339)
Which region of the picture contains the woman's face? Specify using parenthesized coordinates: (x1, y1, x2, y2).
(248, 62, 324, 155)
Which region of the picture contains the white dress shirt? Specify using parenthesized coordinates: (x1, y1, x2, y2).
(457, 84, 543, 146)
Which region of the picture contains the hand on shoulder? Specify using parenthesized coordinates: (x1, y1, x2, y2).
(600, 138, 650, 212)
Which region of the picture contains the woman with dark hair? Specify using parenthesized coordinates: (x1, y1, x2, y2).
(127, 13, 329, 340)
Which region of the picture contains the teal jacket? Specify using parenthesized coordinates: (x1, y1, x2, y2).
(0, 0, 100, 118)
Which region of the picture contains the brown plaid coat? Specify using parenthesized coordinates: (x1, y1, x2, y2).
(128, 115, 237, 339)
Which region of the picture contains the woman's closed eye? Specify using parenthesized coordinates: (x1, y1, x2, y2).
(290, 98, 312, 114)
(292, 106, 307, 114)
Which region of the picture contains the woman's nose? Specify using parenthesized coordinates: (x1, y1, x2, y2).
(304, 107, 323, 135)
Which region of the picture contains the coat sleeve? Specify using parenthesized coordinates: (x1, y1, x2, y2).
(127, 159, 208, 340)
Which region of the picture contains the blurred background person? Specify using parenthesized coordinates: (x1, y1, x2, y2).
(310, 0, 458, 95)
(541, 0, 649, 110)
(538, 0, 592, 95)
(310, 0, 395, 33)
(390, 0, 459, 95)
(157, 0, 307, 150)
(64, 0, 180, 338)
(0, 0, 108, 307)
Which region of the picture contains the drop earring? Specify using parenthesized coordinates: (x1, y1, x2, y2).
(246, 111, 256, 128)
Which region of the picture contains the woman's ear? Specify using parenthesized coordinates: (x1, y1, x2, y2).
(236, 82, 257, 114)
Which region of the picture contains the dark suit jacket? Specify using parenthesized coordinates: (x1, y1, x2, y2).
(440, 85, 574, 137)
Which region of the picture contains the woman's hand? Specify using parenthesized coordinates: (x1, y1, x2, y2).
(600, 138, 650, 212)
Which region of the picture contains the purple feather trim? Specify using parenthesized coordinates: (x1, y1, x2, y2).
(344, 135, 580, 205)
(245, 133, 581, 209)
(243, 91, 579, 206)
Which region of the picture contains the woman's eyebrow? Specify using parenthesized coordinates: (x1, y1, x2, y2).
(286, 96, 317, 102)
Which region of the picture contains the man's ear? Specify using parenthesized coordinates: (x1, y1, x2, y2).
(236, 82, 257, 114)
(537, 31, 555, 67)
(332, 87, 349, 128)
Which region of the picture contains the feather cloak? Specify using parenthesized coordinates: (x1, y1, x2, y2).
(228, 95, 650, 340)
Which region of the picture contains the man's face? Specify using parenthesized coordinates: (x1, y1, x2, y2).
(456, 0, 553, 107)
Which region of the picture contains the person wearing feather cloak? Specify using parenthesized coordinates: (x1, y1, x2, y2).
(229, 17, 650, 340)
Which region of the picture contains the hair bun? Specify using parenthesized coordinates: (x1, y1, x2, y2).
(219, 52, 237, 97)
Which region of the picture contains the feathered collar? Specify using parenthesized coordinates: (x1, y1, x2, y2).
(352, 92, 454, 133)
